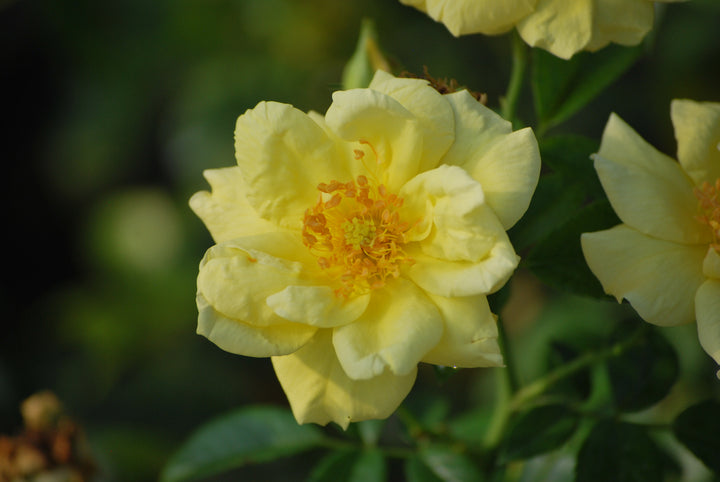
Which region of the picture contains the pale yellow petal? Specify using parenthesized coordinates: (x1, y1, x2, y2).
(235, 101, 352, 229)
(272, 330, 417, 429)
(189, 167, 278, 243)
(324, 88, 424, 191)
(517, 0, 593, 60)
(695, 280, 720, 378)
(703, 248, 720, 279)
(441, 91, 540, 230)
(332, 278, 443, 379)
(197, 232, 316, 327)
(266, 286, 370, 328)
(401, 165, 508, 262)
(422, 294, 503, 368)
(671, 99, 720, 185)
(581, 225, 707, 326)
(197, 292, 316, 357)
(584, 0, 654, 52)
(593, 114, 709, 244)
(399, 0, 537, 36)
(368, 70, 454, 172)
(406, 239, 519, 298)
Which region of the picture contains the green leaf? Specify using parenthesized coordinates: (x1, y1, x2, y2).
(405, 454, 444, 482)
(606, 323, 679, 412)
(672, 399, 720, 474)
(576, 421, 667, 482)
(545, 340, 592, 401)
(341, 18, 388, 90)
(160, 406, 324, 482)
(357, 419, 385, 446)
(310, 449, 386, 482)
(532, 44, 643, 133)
(499, 404, 579, 462)
(523, 200, 620, 298)
(538, 136, 603, 200)
(414, 445, 484, 482)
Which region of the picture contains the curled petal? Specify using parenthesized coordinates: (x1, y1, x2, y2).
(368, 70, 455, 172)
(517, 0, 594, 60)
(197, 293, 315, 357)
(584, 0, 655, 52)
(235, 101, 351, 229)
(441, 91, 540, 230)
(324, 89, 424, 191)
(332, 278, 443, 379)
(189, 167, 278, 243)
(197, 232, 317, 328)
(582, 225, 707, 326)
(267, 286, 370, 328)
(272, 330, 417, 429)
(422, 294, 503, 368)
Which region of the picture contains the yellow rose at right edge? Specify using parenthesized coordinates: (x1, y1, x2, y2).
(581, 100, 720, 377)
(400, 0, 685, 59)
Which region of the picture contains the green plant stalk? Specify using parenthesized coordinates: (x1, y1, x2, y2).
(501, 32, 528, 123)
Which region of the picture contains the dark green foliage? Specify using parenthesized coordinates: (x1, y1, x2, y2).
(499, 404, 579, 462)
(673, 399, 720, 474)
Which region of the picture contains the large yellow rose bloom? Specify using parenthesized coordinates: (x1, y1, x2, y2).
(190, 71, 541, 428)
(582, 100, 720, 377)
(399, 0, 683, 59)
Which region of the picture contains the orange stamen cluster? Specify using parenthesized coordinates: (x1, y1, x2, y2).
(695, 178, 720, 252)
(302, 175, 414, 297)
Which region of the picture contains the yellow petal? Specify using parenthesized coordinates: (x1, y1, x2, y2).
(422, 294, 503, 368)
(368, 70, 455, 172)
(401, 165, 507, 262)
(593, 113, 708, 244)
(189, 167, 278, 243)
(272, 330, 417, 429)
(197, 232, 316, 327)
(235, 101, 352, 229)
(703, 248, 720, 279)
(517, 0, 593, 60)
(406, 240, 519, 298)
(581, 225, 707, 326)
(441, 91, 540, 230)
(695, 280, 720, 378)
(584, 0, 654, 52)
(671, 99, 720, 186)
(197, 293, 316, 357)
(324, 88, 424, 191)
(266, 286, 370, 328)
(332, 278, 443, 379)
(399, 0, 537, 36)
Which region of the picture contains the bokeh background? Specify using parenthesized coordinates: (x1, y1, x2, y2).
(2, 0, 720, 480)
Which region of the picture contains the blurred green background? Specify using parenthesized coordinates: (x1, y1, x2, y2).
(2, 0, 719, 480)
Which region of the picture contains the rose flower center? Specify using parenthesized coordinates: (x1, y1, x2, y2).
(695, 178, 720, 252)
(302, 175, 414, 297)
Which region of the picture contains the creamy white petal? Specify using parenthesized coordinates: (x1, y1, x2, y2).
(671, 99, 720, 186)
(696, 280, 720, 378)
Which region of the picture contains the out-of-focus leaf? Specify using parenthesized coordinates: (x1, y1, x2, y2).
(532, 44, 643, 133)
(576, 420, 667, 482)
(538, 136, 603, 199)
(672, 399, 720, 474)
(447, 407, 493, 445)
(405, 454, 444, 482)
(499, 404, 579, 462)
(357, 419, 385, 446)
(310, 449, 386, 482)
(160, 406, 324, 482)
(524, 200, 620, 298)
(413, 445, 484, 482)
(606, 324, 679, 412)
(545, 340, 592, 401)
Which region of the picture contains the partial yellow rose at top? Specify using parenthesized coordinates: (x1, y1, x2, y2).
(582, 100, 720, 377)
(399, 0, 684, 59)
(190, 71, 541, 428)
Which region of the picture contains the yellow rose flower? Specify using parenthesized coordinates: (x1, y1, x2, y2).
(582, 100, 720, 377)
(399, 0, 682, 59)
(190, 71, 540, 428)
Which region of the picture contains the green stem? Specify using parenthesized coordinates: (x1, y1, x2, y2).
(501, 32, 527, 123)
(509, 326, 644, 412)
